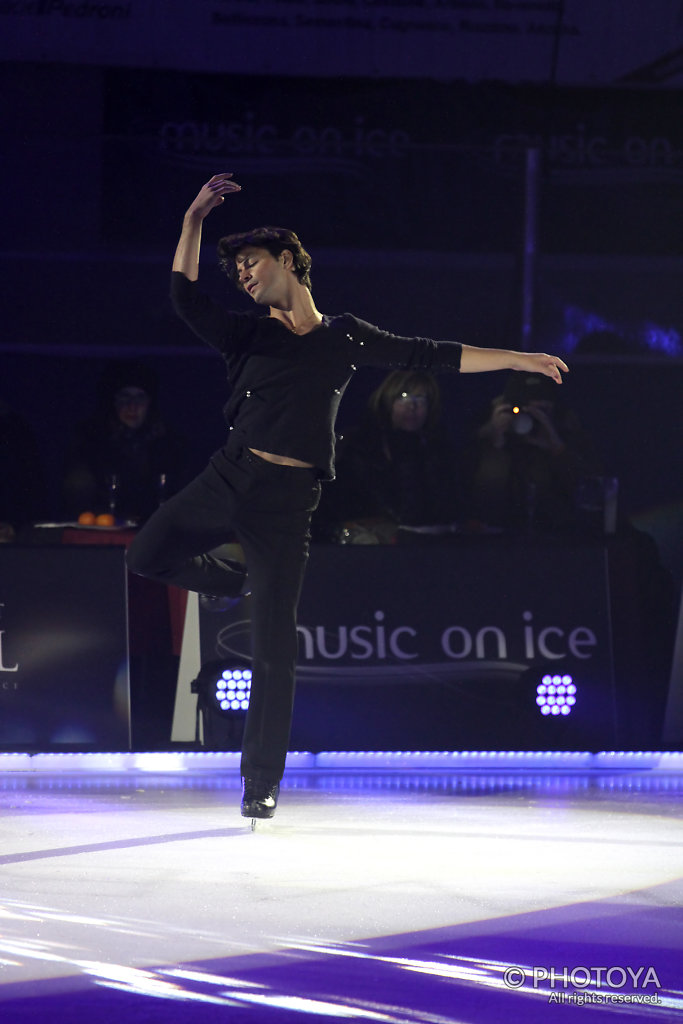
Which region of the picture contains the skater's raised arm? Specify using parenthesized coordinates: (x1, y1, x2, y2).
(460, 345, 569, 383)
(170, 173, 248, 354)
(172, 173, 242, 281)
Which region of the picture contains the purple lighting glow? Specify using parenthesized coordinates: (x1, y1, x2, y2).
(562, 305, 682, 356)
(536, 673, 576, 717)
(641, 321, 683, 356)
(562, 306, 615, 353)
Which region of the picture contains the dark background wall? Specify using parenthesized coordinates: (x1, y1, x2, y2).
(2, 2, 683, 586)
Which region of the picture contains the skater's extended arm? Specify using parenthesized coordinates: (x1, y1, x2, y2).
(172, 172, 242, 280)
(347, 320, 568, 384)
(460, 345, 568, 383)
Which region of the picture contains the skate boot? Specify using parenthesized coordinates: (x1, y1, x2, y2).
(199, 569, 251, 612)
(199, 592, 243, 613)
(241, 777, 280, 823)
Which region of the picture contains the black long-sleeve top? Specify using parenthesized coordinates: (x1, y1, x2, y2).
(171, 272, 462, 479)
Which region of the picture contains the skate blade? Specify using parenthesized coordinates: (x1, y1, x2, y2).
(249, 816, 277, 831)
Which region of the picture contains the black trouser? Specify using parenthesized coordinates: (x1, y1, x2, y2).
(126, 440, 321, 782)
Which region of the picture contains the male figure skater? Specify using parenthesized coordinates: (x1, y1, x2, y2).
(126, 173, 569, 820)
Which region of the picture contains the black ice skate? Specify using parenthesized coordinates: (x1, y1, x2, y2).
(241, 777, 280, 829)
(199, 568, 251, 612)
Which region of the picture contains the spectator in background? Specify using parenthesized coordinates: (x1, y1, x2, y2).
(62, 359, 186, 524)
(464, 370, 675, 739)
(463, 371, 601, 534)
(0, 399, 46, 541)
(314, 369, 462, 544)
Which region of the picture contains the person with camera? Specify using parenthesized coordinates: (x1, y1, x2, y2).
(126, 172, 569, 821)
(464, 372, 598, 533)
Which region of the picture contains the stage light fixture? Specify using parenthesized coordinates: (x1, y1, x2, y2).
(536, 673, 577, 717)
(215, 667, 252, 712)
(191, 659, 252, 750)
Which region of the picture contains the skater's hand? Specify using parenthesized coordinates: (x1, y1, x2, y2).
(186, 173, 242, 220)
(514, 351, 569, 384)
(460, 346, 568, 381)
(173, 174, 241, 279)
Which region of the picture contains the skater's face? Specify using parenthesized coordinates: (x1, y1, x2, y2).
(235, 246, 293, 306)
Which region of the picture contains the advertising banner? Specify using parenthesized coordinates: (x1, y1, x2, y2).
(98, 68, 683, 260)
(0, 546, 130, 750)
(2, 0, 683, 86)
(199, 541, 616, 749)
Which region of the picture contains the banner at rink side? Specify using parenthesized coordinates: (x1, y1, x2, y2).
(198, 542, 616, 748)
(200, 542, 613, 686)
(0, 547, 130, 751)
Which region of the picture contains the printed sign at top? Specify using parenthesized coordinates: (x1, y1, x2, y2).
(2, 0, 683, 86)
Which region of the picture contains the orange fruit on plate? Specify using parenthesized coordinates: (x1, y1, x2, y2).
(78, 511, 96, 525)
(95, 513, 116, 527)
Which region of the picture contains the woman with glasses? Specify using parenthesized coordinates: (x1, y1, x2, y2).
(314, 370, 464, 544)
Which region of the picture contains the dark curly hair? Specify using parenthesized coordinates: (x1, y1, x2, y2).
(217, 227, 313, 291)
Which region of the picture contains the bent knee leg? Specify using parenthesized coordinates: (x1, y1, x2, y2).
(125, 521, 174, 579)
(125, 532, 155, 577)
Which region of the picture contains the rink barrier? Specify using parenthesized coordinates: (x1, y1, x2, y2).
(0, 750, 682, 773)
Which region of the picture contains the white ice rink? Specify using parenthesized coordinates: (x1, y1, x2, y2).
(1, 752, 682, 1023)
